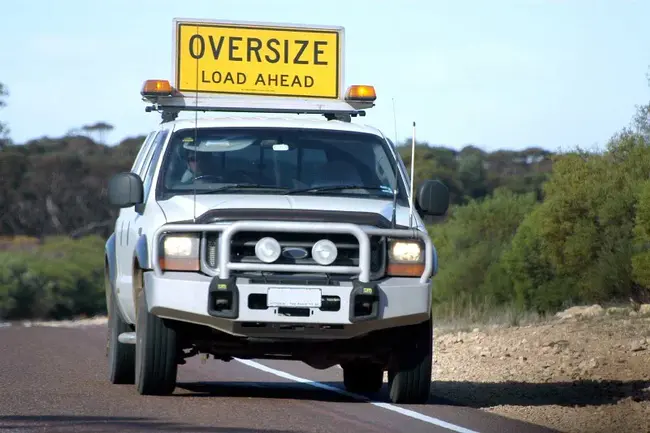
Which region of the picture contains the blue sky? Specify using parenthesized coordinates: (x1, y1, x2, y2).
(1, 0, 649, 152)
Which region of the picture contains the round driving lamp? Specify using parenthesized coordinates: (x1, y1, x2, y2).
(311, 239, 338, 265)
(255, 237, 281, 263)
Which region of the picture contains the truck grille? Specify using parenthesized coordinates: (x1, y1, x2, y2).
(203, 232, 386, 278)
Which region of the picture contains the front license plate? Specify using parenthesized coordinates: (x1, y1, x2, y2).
(267, 287, 322, 308)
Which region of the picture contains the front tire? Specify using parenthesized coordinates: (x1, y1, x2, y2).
(107, 277, 135, 384)
(134, 291, 178, 395)
(387, 318, 433, 404)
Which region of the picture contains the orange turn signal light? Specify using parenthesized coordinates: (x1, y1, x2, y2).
(158, 257, 200, 272)
(386, 263, 425, 277)
(141, 79, 173, 96)
(345, 85, 376, 101)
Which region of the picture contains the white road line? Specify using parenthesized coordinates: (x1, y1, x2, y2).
(235, 358, 481, 433)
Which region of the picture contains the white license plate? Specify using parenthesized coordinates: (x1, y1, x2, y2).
(267, 287, 322, 308)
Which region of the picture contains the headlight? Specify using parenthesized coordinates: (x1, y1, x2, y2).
(387, 239, 425, 277)
(164, 236, 195, 256)
(159, 234, 200, 271)
(390, 241, 423, 262)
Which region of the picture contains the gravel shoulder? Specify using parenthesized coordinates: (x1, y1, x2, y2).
(432, 304, 650, 433)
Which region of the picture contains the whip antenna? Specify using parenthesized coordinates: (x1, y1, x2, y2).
(192, 25, 199, 222)
(392, 97, 398, 145)
(408, 121, 416, 229)
(390, 97, 399, 229)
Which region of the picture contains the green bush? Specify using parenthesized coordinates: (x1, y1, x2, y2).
(503, 129, 650, 314)
(632, 179, 650, 288)
(427, 188, 538, 321)
(426, 105, 650, 320)
(0, 235, 105, 321)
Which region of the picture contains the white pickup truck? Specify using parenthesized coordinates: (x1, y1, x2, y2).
(104, 18, 449, 404)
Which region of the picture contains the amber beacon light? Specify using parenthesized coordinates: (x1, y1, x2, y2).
(141, 79, 174, 97)
(345, 85, 376, 101)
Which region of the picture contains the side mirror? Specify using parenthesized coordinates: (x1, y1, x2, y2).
(107, 172, 144, 208)
(416, 179, 449, 216)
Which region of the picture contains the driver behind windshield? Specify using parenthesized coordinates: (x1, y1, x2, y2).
(175, 138, 219, 184)
(174, 135, 260, 185)
(179, 149, 213, 183)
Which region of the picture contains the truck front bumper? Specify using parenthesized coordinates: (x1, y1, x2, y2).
(143, 271, 431, 339)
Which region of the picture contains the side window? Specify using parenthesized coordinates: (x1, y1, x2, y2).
(387, 138, 410, 186)
(397, 153, 410, 186)
(141, 130, 170, 203)
(130, 132, 156, 174)
(373, 144, 396, 188)
(135, 131, 161, 178)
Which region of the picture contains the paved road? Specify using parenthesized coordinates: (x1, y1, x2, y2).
(0, 324, 560, 433)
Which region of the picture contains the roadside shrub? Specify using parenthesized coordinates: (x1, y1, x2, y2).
(632, 179, 650, 290)
(0, 235, 105, 321)
(427, 188, 537, 321)
(503, 129, 650, 314)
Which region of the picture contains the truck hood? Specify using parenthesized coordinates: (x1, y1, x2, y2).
(156, 194, 423, 230)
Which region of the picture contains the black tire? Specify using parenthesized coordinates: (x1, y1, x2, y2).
(387, 318, 433, 404)
(342, 361, 384, 394)
(107, 275, 135, 384)
(134, 291, 178, 395)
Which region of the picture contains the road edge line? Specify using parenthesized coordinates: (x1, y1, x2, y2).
(234, 358, 481, 433)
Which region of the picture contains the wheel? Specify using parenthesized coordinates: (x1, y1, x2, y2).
(387, 318, 433, 404)
(134, 291, 178, 395)
(342, 361, 384, 394)
(107, 275, 135, 384)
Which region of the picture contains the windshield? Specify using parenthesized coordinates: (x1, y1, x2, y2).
(156, 126, 408, 203)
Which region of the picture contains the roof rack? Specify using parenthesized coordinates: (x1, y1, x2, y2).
(141, 80, 376, 123)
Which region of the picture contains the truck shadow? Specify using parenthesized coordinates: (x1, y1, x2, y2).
(0, 415, 296, 432)
(176, 379, 650, 408)
(176, 381, 359, 402)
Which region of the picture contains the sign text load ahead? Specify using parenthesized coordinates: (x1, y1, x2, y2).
(174, 20, 343, 99)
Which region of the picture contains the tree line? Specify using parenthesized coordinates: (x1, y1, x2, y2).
(0, 75, 648, 321)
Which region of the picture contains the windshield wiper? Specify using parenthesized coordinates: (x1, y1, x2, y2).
(284, 184, 394, 195)
(192, 184, 289, 194)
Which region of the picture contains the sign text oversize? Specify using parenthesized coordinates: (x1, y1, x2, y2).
(175, 20, 342, 99)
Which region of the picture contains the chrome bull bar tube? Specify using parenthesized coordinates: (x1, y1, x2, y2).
(217, 221, 371, 282)
(151, 222, 434, 284)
